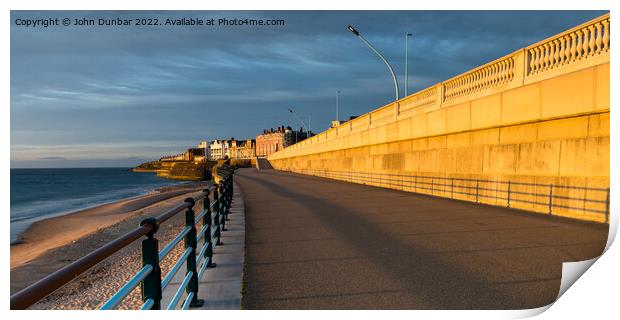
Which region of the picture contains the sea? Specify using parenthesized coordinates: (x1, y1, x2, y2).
(10, 167, 180, 244)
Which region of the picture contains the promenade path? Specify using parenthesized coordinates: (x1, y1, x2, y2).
(235, 168, 608, 309)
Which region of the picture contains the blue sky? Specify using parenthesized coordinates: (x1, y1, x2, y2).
(10, 10, 606, 168)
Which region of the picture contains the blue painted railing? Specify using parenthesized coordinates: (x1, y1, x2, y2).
(10, 171, 234, 310)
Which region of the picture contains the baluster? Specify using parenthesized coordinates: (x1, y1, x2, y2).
(496, 63, 502, 84)
(558, 36, 566, 65)
(499, 60, 506, 83)
(471, 70, 480, 92)
(486, 67, 491, 87)
(543, 43, 550, 70)
(564, 35, 571, 63)
(594, 22, 602, 54)
(486, 66, 493, 87)
(581, 28, 590, 57)
(529, 49, 536, 74)
(449, 80, 455, 99)
(553, 39, 562, 66)
(548, 41, 556, 68)
(505, 59, 511, 81)
(472, 72, 478, 93)
(538, 45, 545, 71)
(506, 59, 512, 82)
(588, 25, 596, 56)
(570, 33, 577, 62)
(448, 81, 454, 100)
(576, 30, 583, 60)
(495, 63, 502, 84)
(602, 19, 609, 52)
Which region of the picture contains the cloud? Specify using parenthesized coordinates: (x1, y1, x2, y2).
(10, 10, 608, 167)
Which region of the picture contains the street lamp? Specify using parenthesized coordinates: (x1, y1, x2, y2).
(336, 90, 340, 123)
(288, 107, 310, 132)
(347, 25, 400, 101)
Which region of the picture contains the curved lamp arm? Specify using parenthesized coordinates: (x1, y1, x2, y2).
(348, 25, 400, 101)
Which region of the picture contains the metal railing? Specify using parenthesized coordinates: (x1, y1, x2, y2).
(288, 168, 610, 223)
(10, 172, 235, 310)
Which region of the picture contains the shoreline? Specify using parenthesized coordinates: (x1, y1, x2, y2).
(10, 181, 209, 270)
(10, 181, 188, 245)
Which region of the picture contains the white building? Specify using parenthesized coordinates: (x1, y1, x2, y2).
(208, 139, 232, 160)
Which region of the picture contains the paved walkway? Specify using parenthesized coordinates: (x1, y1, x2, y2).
(235, 168, 608, 309)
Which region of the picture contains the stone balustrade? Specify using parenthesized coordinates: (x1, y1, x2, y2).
(444, 55, 515, 103)
(284, 13, 610, 155)
(526, 15, 610, 77)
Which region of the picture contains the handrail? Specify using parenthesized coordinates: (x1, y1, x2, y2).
(141, 298, 155, 310)
(10, 171, 235, 310)
(168, 271, 194, 310)
(159, 226, 192, 261)
(161, 247, 193, 289)
(100, 264, 154, 310)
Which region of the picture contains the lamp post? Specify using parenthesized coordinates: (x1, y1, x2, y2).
(347, 25, 400, 101)
(336, 90, 340, 123)
(288, 107, 308, 132)
(405, 33, 412, 97)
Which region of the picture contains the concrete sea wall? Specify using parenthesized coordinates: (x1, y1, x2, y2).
(269, 14, 610, 223)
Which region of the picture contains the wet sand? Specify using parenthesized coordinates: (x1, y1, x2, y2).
(10, 182, 210, 309)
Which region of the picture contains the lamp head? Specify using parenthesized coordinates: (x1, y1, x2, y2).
(347, 25, 360, 36)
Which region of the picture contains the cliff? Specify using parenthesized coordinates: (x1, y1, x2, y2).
(133, 161, 214, 181)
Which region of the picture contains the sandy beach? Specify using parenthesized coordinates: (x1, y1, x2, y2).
(10, 181, 211, 309)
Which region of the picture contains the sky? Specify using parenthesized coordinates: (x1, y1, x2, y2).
(10, 10, 607, 168)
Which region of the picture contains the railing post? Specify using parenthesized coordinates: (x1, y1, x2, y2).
(605, 188, 610, 224)
(476, 179, 479, 203)
(225, 173, 233, 220)
(220, 181, 228, 231)
(202, 189, 216, 268)
(213, 184, 223, 245)
(548, 184, 553, 215)
(183, 198, 204, 307)
(507, 181, 511, 208)
(139, 217, 162, 310)
(451, 178, 454, 199)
